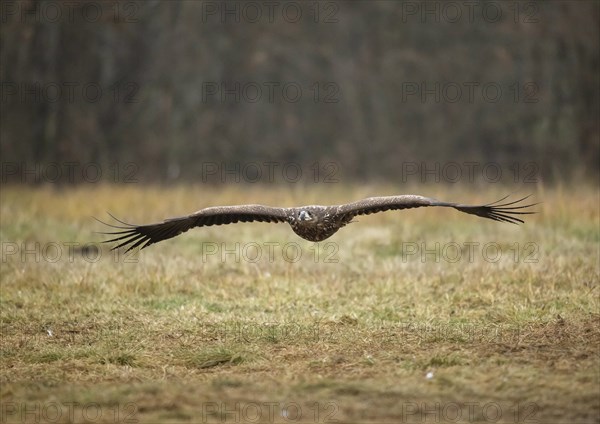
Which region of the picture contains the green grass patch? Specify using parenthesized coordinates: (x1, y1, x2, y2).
(0, 184, 598, 423)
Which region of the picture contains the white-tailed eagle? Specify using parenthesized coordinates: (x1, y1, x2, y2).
(100, 194, 536, 252)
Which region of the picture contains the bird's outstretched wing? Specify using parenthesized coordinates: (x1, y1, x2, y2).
(98, 205, 289, 252)
(337, 194, 537, 224)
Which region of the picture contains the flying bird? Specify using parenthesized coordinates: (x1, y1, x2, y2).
(99, 194, 536, 252)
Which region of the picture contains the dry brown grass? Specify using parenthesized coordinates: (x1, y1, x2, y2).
(1, 182, 598, 423)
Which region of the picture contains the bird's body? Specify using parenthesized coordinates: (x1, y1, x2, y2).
(100, 194, 536, 252)
(288, 205, 353, 241)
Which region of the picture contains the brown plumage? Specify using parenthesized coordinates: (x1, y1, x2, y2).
(99, 194, 537, 252)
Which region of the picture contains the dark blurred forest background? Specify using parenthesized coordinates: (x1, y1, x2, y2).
(1, 0, 598, 184)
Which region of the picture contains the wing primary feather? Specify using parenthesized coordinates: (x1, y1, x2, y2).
(483, 193, 513, 206)
(104, 232, 140, 245)
(451, 195, 536, 224)
(106, 212, 136, 227)
(124, 235, 151, 252)
(485, 194, 530, 207)
(93, 216, 132, 230)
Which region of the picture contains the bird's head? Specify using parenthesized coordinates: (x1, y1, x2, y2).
(298, 210, 313, 221)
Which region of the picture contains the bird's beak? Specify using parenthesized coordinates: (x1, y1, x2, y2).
(299, 212, 312, 221)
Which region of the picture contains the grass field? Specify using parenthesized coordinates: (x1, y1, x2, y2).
(1, 183, 598, 423)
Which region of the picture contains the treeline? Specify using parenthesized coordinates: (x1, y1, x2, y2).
(1, 1, 598, 184)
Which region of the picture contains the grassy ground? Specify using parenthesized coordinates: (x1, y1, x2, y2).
(1, 183, 598, 423)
